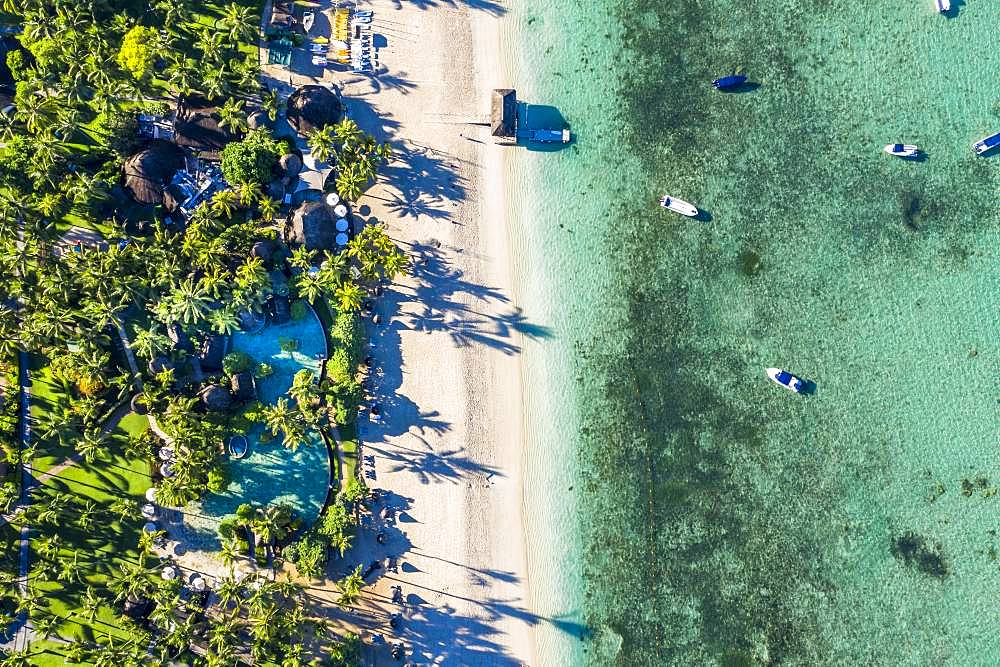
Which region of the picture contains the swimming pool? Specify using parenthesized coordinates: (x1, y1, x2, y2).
(186, 308, 331, 535)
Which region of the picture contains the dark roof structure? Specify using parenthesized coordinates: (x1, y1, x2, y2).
(247, 109, 273, 131)
(199, 335, 228, 371)
(491, 89, 517, 138)
(287, 201, 338, 251)
(174, 96, 231, 158)
(286, 85, 343, 136)
(122, 141, 185, 205)
(199, 384, 232, 411)
(231, 371, 256, 402)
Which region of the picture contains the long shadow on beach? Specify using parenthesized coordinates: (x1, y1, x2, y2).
(387, 0, 507, 17)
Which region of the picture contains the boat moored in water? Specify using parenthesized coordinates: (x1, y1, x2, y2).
(712, 74, 748, 90)
(883, 143, 920, 158)
(659, 195, 699, 217)
(766, 367, 806, 394)
(973, 131, 1000, 155)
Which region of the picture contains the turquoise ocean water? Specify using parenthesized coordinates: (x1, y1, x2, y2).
(505, 1, 1000, 664)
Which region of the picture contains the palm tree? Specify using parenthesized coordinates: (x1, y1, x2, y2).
(80, 585, 103, 622)
(261, 88, 284, 121)
(31, 611, 61, 642)
(293, 270, 324, 304)
(218, 3, 258, 43)
(335, 565, 364, 607)
(334, 281, 364, 312)
(218, 98, 248, 134)
(330, 531, 353, 558)
(335, 162, 367, 202)
(262, 398, 298, 439)
(237, 181, 260, 207)
(289, 246, 315, 271)
(57, 550, 85, 584)
(215, 574, 244, 611)
(75, 428, 107, 463)
(306, 125, 336, 164)
(0, 649, 34, 667)
(169, 278, 211, 324)
(382, 249, 410, 280)
(289, 370, 316, 409)
(109, 497, 139, 522)
(165, 56, 198, 96)
(334, 118, 363, 146)
(257, 195, 279, 222)
(131, 324, 170, 360)
(211, 189, 239, 218)
(206, 307, 240, 335)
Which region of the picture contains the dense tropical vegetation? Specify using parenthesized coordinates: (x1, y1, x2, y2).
(0, 0, 409, 663)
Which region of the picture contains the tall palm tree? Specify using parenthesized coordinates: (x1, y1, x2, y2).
(334, 162, 367, 202)
(80, 586, 103, 622)
(333, 118, 363, 147)
(56, 550, 86, 584)
(218, 98, 248, 135)
(131, 324, 170, 360)
(31, 611, 61, 642)
(237, 181, 260, 207)
(211, 189, 239, 218)
(334, 282, 364, 313)
(169, 278, 211, 324)
(75, 428, 107, 463)
(257, 195, 279, 222)
(306, 125, 336, 164)
(206, 307, 240, 335)
(261, 88, 284, 121)
(335, 565, 364, 607)
(218, 3, 258, 43)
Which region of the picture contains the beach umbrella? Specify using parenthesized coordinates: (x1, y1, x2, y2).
(145, 487, 158, 502)
(141, 503, 156, 519)
(161, 566, 178, 581)
(331, 39, 348, 50)
(160, 463, 174, 478)
(143, 521, 158, 533)
(336, 218, 349, 232)
(334, 203, 348, 217)
(336, 232, 349, 246)
(326, 192, 340, 206)
(191, 577, 206, 592)
(158, 447, 174, 461)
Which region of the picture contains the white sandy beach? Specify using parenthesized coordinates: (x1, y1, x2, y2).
(325, 1, 537, 664)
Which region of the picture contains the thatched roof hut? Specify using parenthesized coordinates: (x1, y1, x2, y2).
(122, 141, 185, 205)
(286, 201, 337, 251)
(491, 89, 517, 139)
(279, 153, 303, 177)
(286, 85, 342, 136)
(199, 384, 232, 411)
(199, 335, 228, 371)
(247, 110, 273, 131)
(174, 96, 230, 159)
(231, 371, 256, 402)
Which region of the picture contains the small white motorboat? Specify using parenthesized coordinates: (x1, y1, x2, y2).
(659, 195, 699, 217)
(973, 131, 1000, 156)
(766, 367, 806, 394)
(935, 0, 950, 13)
(883, 143, 920, 158)
(302, 11, 315, 33)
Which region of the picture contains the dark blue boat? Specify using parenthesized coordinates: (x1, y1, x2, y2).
(712, 74, 748, 90)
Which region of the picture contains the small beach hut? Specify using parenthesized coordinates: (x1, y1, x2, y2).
(491, 89, 517, 143)
(174, 96, 231, 160)
(286, 85, 343, 136)
(287, 200, 339, 250)
(122, 141, 185, 205)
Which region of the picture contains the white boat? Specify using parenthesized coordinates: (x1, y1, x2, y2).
(302, 11, 315, 33)
(973, 131, 1000, 155)
(935, 0, 950, 12)
(659, 195, 699, 217)
(766, 368, 805, 394)
(883, 143, 920, 157)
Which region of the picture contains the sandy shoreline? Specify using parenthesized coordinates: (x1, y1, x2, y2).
(336, 0, 537, 663)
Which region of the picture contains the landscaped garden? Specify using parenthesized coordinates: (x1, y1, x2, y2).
(0, 0, 408, 663)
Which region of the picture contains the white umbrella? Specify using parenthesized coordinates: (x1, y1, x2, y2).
(191, 577, 206, 592)
(326, 192, 340, 206)
(145, 487, 158, 502)
(161, 566, 178, 581)
(160, 463, 174, 478)
(336, 218, 349, 232)
(141, 503, 156, 519)
(143, 521, 158, 533)
(157, 447, 174, 461)
(335, 233, 349, 246)
(331, 39, 348, 50)
(334, 203, 348, 217)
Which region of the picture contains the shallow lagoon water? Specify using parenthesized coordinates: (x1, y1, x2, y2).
(505, 0, 1000, 664)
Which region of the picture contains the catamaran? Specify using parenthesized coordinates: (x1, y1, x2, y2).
(766, 368, 805, 394)
(935, 0, 950, 13)
(973, 131, 1000, 155)
(659, 195, 699, 217)
(712, 74, 747, 90)
(884, 143, 920, 158)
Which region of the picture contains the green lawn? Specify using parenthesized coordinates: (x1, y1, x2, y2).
(337, 422, 358, 492)
(27, 412, 151, 656)
(27, 361, 67, 475)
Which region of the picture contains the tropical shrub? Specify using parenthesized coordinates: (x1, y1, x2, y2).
(206, 462, 228, 493)
(331, 311, 364, 368)
(327, 348, 352, 386)
(0, 481, 17, 513)
(5, 50, 26, 81)
(117, 26, 159, 79)
(285, 533, 327, 578)
(220, 128, 283, 185)
(223, 351, 253, 376)
(254, 362, 273, 379)
(342, 476, 368, 504)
